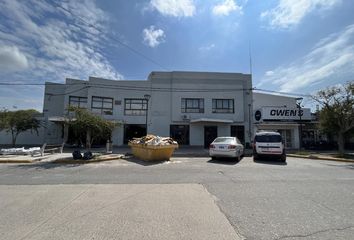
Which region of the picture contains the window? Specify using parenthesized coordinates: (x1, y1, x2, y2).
(91, 96, 113, 115)
(124, 99, 147, 116)
(69, 96, 87, 108)
(212, 99, 234, 113)
(181, 98, 204, 113)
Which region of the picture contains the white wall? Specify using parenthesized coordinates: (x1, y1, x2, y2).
(41, 72, 253, 146)
(253, 92, 297, 109)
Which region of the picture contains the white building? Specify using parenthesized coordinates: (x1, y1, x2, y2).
(0, 71, 313, 149)
(253, 92, 311, 149)
(42, 71, 253, 147)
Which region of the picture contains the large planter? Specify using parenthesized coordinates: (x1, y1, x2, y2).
(128, 143, 178, 161)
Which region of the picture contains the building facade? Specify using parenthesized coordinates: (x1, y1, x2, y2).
(253, 92, 312, 149)
(42, 71, 253, 147)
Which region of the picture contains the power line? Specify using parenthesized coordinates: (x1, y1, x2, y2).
(47, 0, 169, 71)
(1, 81, 313, 97)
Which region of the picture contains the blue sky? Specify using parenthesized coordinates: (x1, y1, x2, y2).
(0, 0, 353, 111)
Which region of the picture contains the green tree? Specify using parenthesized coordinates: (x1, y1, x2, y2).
(67, 106, 117, 149)
(0, 109, 40, 146)
(313, 82, 354, 156)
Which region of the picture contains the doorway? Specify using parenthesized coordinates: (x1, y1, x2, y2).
(231, 125, 245, 145)
(123, 124, 146, 144)
(170, 125, 190, 145)
(204, 126, 217, 148)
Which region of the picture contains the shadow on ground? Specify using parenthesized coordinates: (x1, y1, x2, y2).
(207, 158, 241, 165)
(253, 159, 287, 166)
(122, 156, 167, 166)
(8, 162, 82, 170)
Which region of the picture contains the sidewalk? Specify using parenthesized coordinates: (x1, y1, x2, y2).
(0, 184, 242, 240)
(0, 152, 123, 164)
(287, 150, 354, 163)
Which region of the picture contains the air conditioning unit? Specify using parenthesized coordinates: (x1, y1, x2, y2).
(182, 115, 190, 121)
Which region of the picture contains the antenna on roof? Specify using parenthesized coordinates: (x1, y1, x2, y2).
(249, 41, 253, 75)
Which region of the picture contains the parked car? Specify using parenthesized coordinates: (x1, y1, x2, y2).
(253, 131, 286, 162)
(209, 137, 244, 161)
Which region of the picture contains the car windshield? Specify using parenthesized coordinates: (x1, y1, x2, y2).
(214, 138, 234, 144)
(255, 135, 282, 142)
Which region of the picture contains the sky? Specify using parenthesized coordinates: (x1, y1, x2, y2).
(0, 0, 353, 111)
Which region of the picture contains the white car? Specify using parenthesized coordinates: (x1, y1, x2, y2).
(253, 131, 286, 162)
(209, 137, 244, 161)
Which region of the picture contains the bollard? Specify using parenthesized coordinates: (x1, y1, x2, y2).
(106, 140, 113, 153)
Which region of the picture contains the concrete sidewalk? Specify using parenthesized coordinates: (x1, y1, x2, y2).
(0, 184, 242, 240)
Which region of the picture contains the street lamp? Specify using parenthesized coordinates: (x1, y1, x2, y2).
(296, 97, 303, 150)
(144, 94, 151, 135)
(248, 103, 252, 148)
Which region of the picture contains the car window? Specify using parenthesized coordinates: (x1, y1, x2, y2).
(255, 135, 282, 143)
(214, 138, 234, 144)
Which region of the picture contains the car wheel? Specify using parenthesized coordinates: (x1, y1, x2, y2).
(253, 151, 259, 161)
(280, 153, 286, 162)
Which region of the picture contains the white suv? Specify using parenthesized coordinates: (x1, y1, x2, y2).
(253, 131, 286, 162)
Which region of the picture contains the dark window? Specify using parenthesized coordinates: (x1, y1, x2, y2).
(181, 98, 204, 113)
(91, 96, 113, 115)
(124, 99, 147, 116)
(69, 96, 87, 109)
(255, 135, 282, 143)
(212, 99, 234, 113)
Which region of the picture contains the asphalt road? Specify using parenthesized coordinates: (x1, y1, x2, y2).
(1, 156, 354, 240)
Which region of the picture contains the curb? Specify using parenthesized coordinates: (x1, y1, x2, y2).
(53, 155, 124, 164)
(0, 159, 35, 163)
(287, 154, 354, 163)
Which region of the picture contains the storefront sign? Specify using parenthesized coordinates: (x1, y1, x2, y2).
(260, 107, 311, 121)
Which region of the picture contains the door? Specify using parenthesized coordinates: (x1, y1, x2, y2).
(231, 125, 245, 145)
(170, 125, 190, 145)
(124, 124, 147, 144)
(204, 126, 218, 148)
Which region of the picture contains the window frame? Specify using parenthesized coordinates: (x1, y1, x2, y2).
(91, 96, 113, 115)
(181, 98, 204, 113)
(212, 99, 234, 113)
(124, 98, 148, 116)
(69, 96, 87, 109)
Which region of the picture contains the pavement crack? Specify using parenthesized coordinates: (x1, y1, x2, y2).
(275, 225, 354, 240)
(17, 186, 91, 240)
(201, 183, 245, 240)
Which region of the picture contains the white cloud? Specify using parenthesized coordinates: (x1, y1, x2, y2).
(143, 26, 166, 48)
(0, 0, 123, 82)
(261, 0, 341, 29)
(150, 0, 196, 17)
(258, 24, 354, 92)
(212, 0, 242, 16)
(199, 44, 216, 52)
(265, 71, 274, 76)
(0, 45, 28, 72)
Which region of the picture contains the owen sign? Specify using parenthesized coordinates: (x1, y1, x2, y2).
(260, 107, 311, 121)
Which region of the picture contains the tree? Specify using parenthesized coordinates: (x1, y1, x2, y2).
(67, 106, 117, 149)
(313, 82, 354, 156)
(0, 109, 40, 146)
